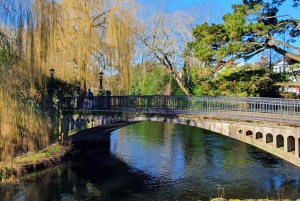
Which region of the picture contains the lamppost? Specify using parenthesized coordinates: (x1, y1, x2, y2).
(48, 68, 55, 109)
(50, 67, 55, 81)
(50, 67, 55, 93)
(49, 68, 62, 141)
(99, 71, 104, 90)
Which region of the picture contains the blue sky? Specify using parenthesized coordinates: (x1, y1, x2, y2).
(174, 0, 238, 11)
(174, 0, 300, 16)
(139, 0, 299, 19)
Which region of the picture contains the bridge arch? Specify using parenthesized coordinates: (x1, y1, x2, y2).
(256, 132, 263, 140)
(70, 119, 74, 129)
(75, 118, 80, 128)
(287, 136, 295, 152)
(246, 130, 253, 136)
(276, 135, 284, 148)
(266, 133, 273, 144)
(61, 113, 300, 167)
(80, 119, 85, 127)
(299, 138, 300, 158)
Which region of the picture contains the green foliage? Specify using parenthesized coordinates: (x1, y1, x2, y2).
(131, 66, 181, 95)
(269, 72, 290, 82)
(52, 78, 79, 98)
(0, 49, 15, 67)
(41, 144, 61, 158)
(189, 64, 289, 97)
(188, 23, 227, 65)
(188, 0, 300, 65)
(131, 68, 141, 95)
(140, 67, 170, 95)
(290, 63, 300, 71)
(0, 168, 7, 179)
(171, 82, 185, 95)
(181, 64, 215, 96)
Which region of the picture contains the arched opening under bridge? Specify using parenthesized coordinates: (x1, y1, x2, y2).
(276, 135, 284, 149)
(266, 133, 273, 144)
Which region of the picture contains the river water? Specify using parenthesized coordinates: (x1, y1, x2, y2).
(1, 121, 300, 200)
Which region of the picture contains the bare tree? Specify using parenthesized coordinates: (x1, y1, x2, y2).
(135, 1, 223, 95)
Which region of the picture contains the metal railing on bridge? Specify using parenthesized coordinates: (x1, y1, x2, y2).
(61, 95, 300, 124)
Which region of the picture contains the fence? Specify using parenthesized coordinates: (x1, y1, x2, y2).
(61, 95, 300, 124)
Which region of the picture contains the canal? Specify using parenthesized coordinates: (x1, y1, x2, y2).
(1, 121, 300, 200)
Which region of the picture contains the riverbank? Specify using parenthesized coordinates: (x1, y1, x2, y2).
(0, 142, 72, 180)
(0, 121, 139, 180)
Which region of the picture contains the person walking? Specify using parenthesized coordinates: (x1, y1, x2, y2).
(87, 89, 94, 109)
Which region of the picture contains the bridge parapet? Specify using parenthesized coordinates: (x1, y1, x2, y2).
(61, 95, 300, 125)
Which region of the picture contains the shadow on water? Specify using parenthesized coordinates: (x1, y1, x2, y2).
(70, 141, 161, 200)
(1, 122, 300, 200)
(0, 141, 159, 201)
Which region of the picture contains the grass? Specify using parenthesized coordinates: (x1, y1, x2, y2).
(17, 144, 63, 165)
(0, 143, 71, 180)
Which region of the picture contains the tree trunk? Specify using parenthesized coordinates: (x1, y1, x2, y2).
(170, 70, 190, 95)
(272, 45, 300, 62)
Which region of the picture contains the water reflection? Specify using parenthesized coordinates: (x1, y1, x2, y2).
(0, 121, 300, 200)
(111, 123, 185, 181)
(110, 121, 300, 199)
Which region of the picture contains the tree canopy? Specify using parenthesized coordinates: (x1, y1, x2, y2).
(188, 0, 300, 67)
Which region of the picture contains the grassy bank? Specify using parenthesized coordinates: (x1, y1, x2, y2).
(0, 143, 72, 181)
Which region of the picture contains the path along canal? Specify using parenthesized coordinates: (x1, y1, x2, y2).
(1, 121, 300, 200)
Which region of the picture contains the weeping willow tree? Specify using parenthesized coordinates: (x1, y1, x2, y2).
(0, 0, 138, 166)
(55, 0, 103, 92)
(106, 0, 136, 94)
(55, 0, 137, 95)
(0, 0, 59, 165)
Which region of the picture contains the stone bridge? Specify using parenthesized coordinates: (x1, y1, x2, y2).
(60, 95, 300, 167)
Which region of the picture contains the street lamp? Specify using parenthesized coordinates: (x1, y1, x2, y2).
(47, 68, 56, 111)
(74, 64, 78, 79)
(99, 71, 104, 90)
(50, 68, 55, 87)
(49, 68, 61, 141)
(50, 67, 55, 77)
(49, 67, 55, 91)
